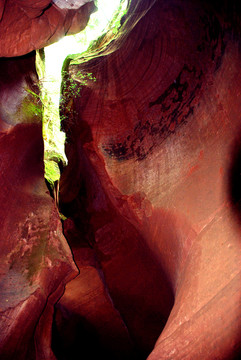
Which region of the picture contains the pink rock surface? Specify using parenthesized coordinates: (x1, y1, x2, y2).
(0, 0, 240, 359)
(59, 0, 241, 358)
(0, 53, 77, 359)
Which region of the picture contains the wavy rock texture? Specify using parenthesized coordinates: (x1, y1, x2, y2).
(0, 52, 78, 360)
(59, 0, 241, 359)
(0, 2, 95, 359)
(0, 0, 95, 57)
(0, 0, 241, 360)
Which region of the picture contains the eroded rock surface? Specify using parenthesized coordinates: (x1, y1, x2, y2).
(0, 2, 98, 358)
(0, 0, 241, 359)
(58, 0, 241, 359)
(0, 0, 95, 57)
(0, 49, 77, 360)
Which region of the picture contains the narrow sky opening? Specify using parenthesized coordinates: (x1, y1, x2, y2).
(38, 0, 127, 185)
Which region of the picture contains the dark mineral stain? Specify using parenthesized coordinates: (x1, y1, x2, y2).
(103, 64, 203, 161)
(102, 12, 225, 162)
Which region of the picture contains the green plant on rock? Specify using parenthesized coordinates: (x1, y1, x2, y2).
(35, 0, 128, 189)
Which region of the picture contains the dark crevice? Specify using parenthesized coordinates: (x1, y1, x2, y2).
(228, 129, 241, 225)
(50, 136, 174, 359)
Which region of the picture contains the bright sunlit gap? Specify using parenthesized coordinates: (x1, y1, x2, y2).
(37, 0, 128, 185)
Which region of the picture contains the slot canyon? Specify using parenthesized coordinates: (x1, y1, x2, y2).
(0, 0, 241, 359)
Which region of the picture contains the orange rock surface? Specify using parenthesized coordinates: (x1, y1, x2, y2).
(0, 0, 241, 359)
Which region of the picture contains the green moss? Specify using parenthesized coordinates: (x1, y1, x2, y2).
(20, 96, 42, 120)
(44, 159, 61, 184)
(35, 0, 128, 187)
(35, 49, 67, 188)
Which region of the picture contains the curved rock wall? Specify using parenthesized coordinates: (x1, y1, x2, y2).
(59, 0, 241, 359)
(0, 2, 93, 359)
(0, 0, 240, 359)
(0, 53, 78, 359)
(0, 0, 95, 56)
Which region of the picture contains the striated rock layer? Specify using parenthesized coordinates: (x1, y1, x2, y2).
(0, 0, 240, 359)
(0, 2, 94, 359)
(59, 0, 241, 359)
(0, 0, 95, 57)
(0, 52, 78, 360)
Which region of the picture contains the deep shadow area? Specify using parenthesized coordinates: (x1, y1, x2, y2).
(51, 305, 147, 360)
(55, 127, 174, 359)
(228, 129, 241, 225)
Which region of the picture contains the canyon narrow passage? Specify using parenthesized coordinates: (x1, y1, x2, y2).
(0, 1, 241, 359)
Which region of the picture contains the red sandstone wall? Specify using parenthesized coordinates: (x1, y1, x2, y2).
(0, 0, 240, 359)
(0, 0, 95, 57)
(59, 0, 241, 358)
